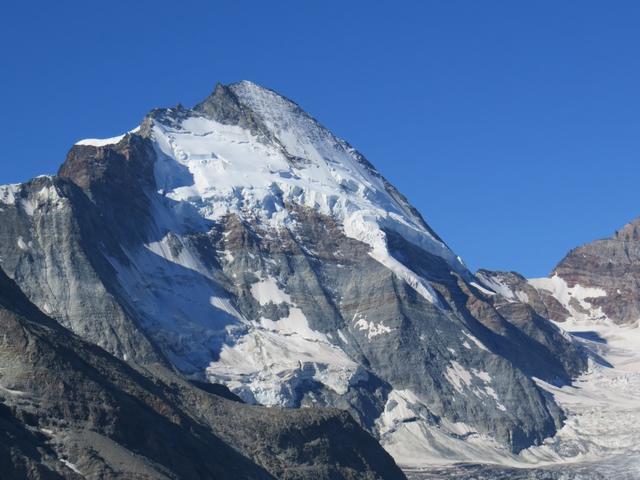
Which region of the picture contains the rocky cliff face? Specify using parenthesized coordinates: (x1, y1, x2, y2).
(0, 266, 404, 479)
(0, 81, 588, 464)
(552, 218, 640, 325)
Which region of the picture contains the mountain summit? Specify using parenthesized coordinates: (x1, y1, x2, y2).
(0, 81, 587, 468)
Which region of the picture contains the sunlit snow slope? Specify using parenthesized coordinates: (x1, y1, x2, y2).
(149, 80, 465, 303)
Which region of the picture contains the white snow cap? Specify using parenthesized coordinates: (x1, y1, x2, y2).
(69, 81, 469, 304)
(75, 127, 140, 147)
(152, 81, 466, 302)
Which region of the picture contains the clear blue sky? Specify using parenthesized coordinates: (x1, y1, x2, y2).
(2, 1, 639, 277)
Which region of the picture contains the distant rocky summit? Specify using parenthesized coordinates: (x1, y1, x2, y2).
(478, 217, 640, 328)
(552, 218, 640, 325)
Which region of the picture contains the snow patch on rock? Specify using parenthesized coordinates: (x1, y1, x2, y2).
(529, 275, 607, 321)
(16, 237, 29, 251)
(445, 361, 473, 393)
(250, 277, 292, 306)
(476, 271, 516, 300)
(0, 184, 20, 206)
(353, 313, 392, 339)
(75, 127, 140, 147)
(469, 281, 496, 296)
(377, 389, 510, 468)
(462, 330, 490, 352)
(206, 324, 359, 405)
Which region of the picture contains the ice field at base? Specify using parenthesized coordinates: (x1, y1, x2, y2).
(404, 317, 640, 479)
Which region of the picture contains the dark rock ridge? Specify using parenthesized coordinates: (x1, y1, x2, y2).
(0, 80, 589, 461)
(0, 266, 404, 479)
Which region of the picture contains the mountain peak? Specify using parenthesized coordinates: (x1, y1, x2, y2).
(193, 80, 310, 134)
(192, 81, 275, 138)
(70, 81, 460, 281)
(147, 81, 465, 295)
(193, 82, 241, 119)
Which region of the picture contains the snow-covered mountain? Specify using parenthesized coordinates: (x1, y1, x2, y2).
(0, 81, 588, 467)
